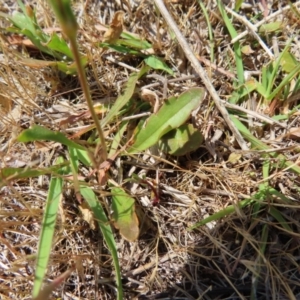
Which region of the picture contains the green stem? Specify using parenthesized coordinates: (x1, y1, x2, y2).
(48, 0, 107, 161)
(68, 37, 107, 160)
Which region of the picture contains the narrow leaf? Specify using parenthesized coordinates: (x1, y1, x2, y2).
(101, 66, 149, 127)
(18, 125, 86, 150)
(189, 198, 253, 229)
(47, 0, 78, 39)
(231, 115, 300, 174)
(0, 165, 64, 182)
(269, 206, 293, 232)
(32, 157, 65, 297)
(80, 186, 123, 300)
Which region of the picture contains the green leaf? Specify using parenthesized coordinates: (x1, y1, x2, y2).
(45, 32, 74, 59)
(109, 121, 128, 157)
(0, 165, 65, 182)
(217, 0, 245, 100)
(144, 55, 174, 75)
(234, 0, 244, 11)
(265, 38, 294, 98)
(22, 28, 58, 56)
(259, 21, 283, 34)
(189, 198, 254, 229)
(100, 43, 141, 55)
(255, 81, 268, 98)
(128, 87, 205, 153)
(267, 63, 300, 100)
(75, 148, 92, 167)
(7, 12, 37, 36)
(120, 37, 152, 50)
(101, 66, 149, 127)
(281, 52, 299, 73)
(158, 124, 204, 156)
(269, 206, 293, 232)
(121, 32, 152, 49)
(32, 157, 66, 297)
(230, 115, 300, 174)
(17, 125, 86, 150)
(110, 186, 139, 242)
(47, 0, 78, 39)
(80, 186, 123, 300)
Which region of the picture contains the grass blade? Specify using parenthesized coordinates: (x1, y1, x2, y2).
(32, 157, 65, 297)
(101, 65, 149, 127)
(17, 125, 86, 150)
(0, 165, 65, 182)
(189, 198, 253, 229)
(80, 186, 123, 300)
(217, 0, 244, 86)
(230, 115, 300, 174)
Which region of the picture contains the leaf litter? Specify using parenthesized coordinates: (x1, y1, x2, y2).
(1, 0, 300, 299)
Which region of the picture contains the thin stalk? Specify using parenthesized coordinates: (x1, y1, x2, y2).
(48, 0, 107, 161)
(68, 37, 107, 160)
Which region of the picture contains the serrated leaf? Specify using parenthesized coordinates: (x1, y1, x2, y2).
(128, 88, 205, 153)
(158, 124, 204, 156)
(111, 186, 139, 242)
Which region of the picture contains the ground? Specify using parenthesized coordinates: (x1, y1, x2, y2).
(1, 0, 300, 299)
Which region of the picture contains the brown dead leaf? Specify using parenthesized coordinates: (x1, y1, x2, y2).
(113, 211, 139, 242)
(139, 89, 160, 113)
(34, 267, 74, 300)
(18, 57, 59, 69)
(0, 93, 12, 113)
(111, 186, 140, 242)
(79, 201, 96, 230)
(113, 206, 140, 242)
(25, 5, 34, 19)
(286, 127, 300, 141)
(6, 35, 35, 48)
(135, 205, 156, 235)
(102, 11, 125, 44)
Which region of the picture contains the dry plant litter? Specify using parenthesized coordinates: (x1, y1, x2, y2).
(1, 0, 300, 299)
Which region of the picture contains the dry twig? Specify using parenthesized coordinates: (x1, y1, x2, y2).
(153, 0, 249, 151)
(231, 1, 300, 43)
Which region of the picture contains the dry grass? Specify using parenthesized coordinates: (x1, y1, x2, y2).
(1, 0, 300, 299)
